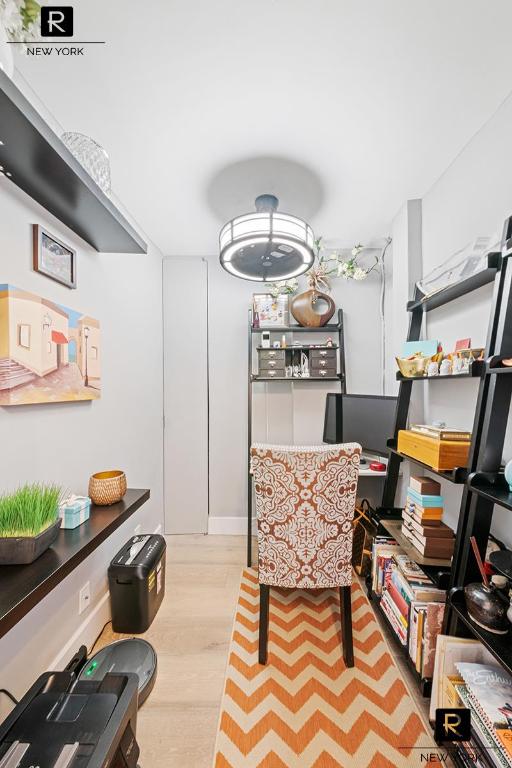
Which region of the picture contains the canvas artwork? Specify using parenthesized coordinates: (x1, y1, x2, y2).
(0, 285, 101, 406)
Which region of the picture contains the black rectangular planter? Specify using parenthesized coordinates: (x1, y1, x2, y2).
(0, 519, 61, 565)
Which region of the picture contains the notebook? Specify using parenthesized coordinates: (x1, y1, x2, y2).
(456, 663, 512, 762)
(456, 684, 511, 768)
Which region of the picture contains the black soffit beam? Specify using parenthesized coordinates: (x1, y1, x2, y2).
(0, 71, 147, 254)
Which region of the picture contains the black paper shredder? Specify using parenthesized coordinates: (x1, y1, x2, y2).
(108, 534, 166, 633)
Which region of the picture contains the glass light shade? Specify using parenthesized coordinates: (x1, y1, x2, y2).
(219, 201, 315, 282)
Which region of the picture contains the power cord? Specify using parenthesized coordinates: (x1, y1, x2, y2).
(87, 619, 113, 655)
(0, 688, 18, 706)
(0, 621, 113, 713)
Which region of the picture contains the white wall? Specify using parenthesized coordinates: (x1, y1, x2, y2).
(0, 181, 164, 715)
(163, 258, 208, 534)
(419, 93, 512, 543)
(206, 254, 386, 525)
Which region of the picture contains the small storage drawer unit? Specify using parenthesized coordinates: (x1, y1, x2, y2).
(311, 367, 337, 378)
(259, 349, 286, 361)
(256, 345, 338, 379)
(109, 534, 166, 633)
(309, 349, 337, 362)
(259, 358, 285, 371)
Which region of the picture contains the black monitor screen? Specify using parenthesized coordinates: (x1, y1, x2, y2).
(323, 393, 398, 455)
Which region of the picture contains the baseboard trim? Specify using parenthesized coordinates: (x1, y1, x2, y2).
(208, 516, 256, 535)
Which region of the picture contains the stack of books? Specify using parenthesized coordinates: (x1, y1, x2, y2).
(410, 424, 472, 442)
(372, 538, 446, 670)
(402, 475, 455, 559)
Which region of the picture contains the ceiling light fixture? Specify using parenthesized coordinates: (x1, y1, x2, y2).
(219, 194, 315, 282)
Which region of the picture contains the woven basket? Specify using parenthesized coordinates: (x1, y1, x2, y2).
(89, 470, 127, 506)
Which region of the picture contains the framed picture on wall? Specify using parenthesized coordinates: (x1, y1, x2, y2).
(33, 225, 76, 289)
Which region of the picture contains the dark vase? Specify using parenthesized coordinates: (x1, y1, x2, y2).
(464, 582, 510, 634)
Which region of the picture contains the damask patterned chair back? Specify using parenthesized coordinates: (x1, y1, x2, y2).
(250, 443, 361, 590)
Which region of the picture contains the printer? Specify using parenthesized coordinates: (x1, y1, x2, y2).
(0, 662, 140, 768)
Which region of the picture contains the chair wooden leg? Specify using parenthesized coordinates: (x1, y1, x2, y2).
(340, 585, 354, 668)
(259, 584, 270, 665)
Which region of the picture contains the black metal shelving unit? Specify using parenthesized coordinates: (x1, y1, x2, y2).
(247, 308, 346, 566)
(442, 218, 512, 674)
(371, 249, 502, 698)
(379, 250, 500, 518)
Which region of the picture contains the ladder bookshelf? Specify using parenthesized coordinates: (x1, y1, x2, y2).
(369, 238, 504, 699)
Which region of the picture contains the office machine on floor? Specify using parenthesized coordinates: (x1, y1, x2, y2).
(108, 535, 166, 634)
(0, 666, 139, 768)
(79, 639, 157, 707)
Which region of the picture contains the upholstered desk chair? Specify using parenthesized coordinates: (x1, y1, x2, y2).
(250, 442, 361, 668)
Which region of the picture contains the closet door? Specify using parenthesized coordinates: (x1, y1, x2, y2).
(163, 258, 208, 533)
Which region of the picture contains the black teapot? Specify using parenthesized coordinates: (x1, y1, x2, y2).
(465, 582, 510, 634)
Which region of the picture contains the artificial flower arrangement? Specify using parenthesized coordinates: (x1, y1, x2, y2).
(0, 0, 41, 44)
(267, 238, 380, 297)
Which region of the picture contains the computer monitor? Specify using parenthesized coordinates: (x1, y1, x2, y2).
(323, 393, 398, 456)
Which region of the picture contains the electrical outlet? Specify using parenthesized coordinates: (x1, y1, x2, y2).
(134, 523, 142, 536)
(79, 582, 91, 614)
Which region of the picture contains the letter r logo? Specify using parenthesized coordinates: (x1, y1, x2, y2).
(435, 708, 471, 742)
(444, 712, 462, 736)
(41, 7, 74, 37)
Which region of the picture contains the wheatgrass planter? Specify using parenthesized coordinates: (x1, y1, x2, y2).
(0, 483, 62, 565)
(0, 518, 62, 565)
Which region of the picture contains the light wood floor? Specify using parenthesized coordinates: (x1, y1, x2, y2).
(94, 534, 247, 768)
(94, 534, 434, 768)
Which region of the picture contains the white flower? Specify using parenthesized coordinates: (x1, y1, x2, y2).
(1, 0, 40, 43)
(353, 268, 367, 281)
(337, 262, 348, 277)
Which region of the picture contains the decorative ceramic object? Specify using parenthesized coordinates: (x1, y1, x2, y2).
(427, 360, 439, 377)
(61, 132, 112, 196)
(290, 289, 335, 327)
(452, 356, 464, 374)
(0, 23, 13, 78)
(504, 459, 512, 493)
(88, 470, 127, 506)
(464, 582, 510, 634)
(439, 358, 452, 376)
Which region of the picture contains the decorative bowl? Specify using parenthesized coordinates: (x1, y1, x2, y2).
(395, 356, 429, 378)
(88, 470, 127, 506)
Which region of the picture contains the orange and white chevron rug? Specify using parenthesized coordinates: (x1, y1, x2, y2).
(214, 569, 440, 768)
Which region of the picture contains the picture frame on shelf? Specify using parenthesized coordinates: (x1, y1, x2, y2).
(252, 293, 289, 327)
(33, 225, 76, 289)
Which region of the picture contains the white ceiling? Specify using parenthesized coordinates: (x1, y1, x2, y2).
(15, 0, 512, 255)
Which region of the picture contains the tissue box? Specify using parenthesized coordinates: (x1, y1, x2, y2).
(59, 496, 91, 529)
